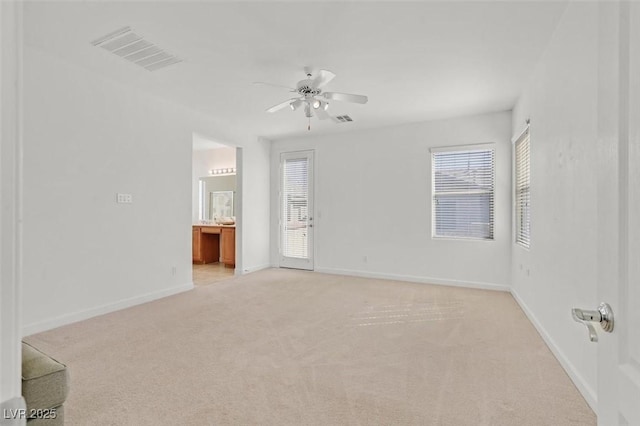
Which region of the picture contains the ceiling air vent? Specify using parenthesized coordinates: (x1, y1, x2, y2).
(334, 115, 353, 123)
(91, 27, 182, 72)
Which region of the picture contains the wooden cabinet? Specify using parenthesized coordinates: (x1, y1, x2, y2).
(192, 226, 220, 265)
(192, 225, 235, 268)
(192, 227, 201, 263)
(220, 227, 236, 268)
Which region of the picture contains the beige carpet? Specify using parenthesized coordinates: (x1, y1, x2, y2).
(25, 269, 595, 426)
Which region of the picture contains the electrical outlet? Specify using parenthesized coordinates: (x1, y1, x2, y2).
(116, 193, 133, 204)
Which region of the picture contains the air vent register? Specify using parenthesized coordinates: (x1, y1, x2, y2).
(91, 27, 182, 72)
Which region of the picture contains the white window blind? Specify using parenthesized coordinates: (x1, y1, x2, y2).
(515, 129, 531, 248)
(432, 147, 495, 240)
(282, 157, 309, 259)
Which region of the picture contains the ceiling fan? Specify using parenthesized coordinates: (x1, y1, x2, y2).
(255, 68, 368, 130)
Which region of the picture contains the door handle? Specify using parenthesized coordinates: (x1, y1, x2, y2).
(571, 303, 614, 342)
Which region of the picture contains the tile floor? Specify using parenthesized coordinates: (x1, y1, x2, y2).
(192, 263, 235, 286)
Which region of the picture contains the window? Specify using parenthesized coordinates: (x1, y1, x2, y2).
(431, 146, 495, 240)
(515, 128, 530, 248)
(281, 156, 310, 259)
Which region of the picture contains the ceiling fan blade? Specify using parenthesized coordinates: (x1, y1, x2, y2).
(253, 81, 296, 92)
(266, 98, 299, 113)
(312, 69, 336, 88)
(323, 92, 368, 104)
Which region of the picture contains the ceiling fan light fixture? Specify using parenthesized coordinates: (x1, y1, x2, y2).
(289, 99, 303, 111)
(323, 102, 329, 111)
(312, 99, 321, 109)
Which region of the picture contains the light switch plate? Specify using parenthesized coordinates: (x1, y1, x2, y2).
(116, 193, 133, 204)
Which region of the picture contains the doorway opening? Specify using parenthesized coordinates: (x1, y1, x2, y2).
(192, 133, 238, 285)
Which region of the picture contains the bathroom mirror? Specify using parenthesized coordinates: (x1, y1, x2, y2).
(199, 175, 237, 222)
(209, 191, 234, 221)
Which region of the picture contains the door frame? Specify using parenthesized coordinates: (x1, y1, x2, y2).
(0, 0, 27, 415)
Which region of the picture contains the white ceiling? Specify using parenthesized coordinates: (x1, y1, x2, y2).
(192, 132, 231, 151)
(24, 1, 567, 143)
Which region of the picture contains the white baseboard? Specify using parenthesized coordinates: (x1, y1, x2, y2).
(239, 263, 273, 275)
(0, 396, 26, 426)
(22, 282, 194, 336)
(314, 267, 509, 292)
(510, 287, 597, 413)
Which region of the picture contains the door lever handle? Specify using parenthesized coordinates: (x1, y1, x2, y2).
(571, 309, 600, 342)
(571, 303, 614, 343)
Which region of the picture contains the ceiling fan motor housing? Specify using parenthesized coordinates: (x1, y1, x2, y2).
(296, 79, 321, 97)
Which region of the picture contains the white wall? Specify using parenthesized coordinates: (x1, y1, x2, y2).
(511, 1, 598, 410)
(271, 111, 512, 290)
(22, 46, 271, 334)
(192, 146, 236, 223)
(239, 138, 272, 273)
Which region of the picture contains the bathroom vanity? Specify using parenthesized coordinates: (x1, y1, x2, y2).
(192, 225, 235, 268)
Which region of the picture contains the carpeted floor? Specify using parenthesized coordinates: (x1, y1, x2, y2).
(25, 268, 595, 426)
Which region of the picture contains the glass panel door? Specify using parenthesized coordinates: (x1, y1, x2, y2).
(280, 150, 314, 270)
